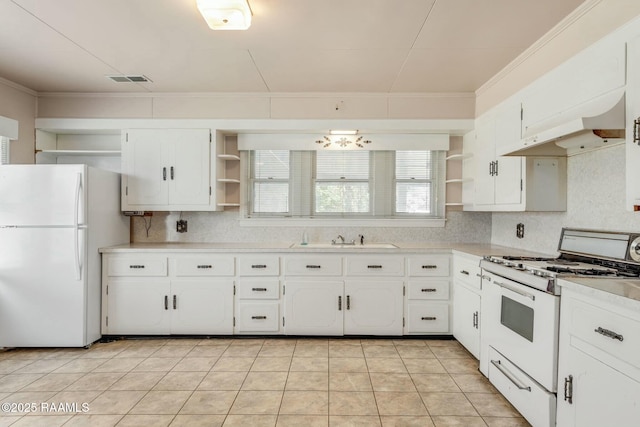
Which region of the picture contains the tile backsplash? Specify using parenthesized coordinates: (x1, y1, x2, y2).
(131, 210, 492, 245)
(492, 143, 640, 255)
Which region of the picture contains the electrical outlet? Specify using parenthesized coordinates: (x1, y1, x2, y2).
(516, 223, 525, 239)
(177, 219, 188, 233)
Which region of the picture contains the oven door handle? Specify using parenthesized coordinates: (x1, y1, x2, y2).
(493, 280, 536, 301)
(491, 359, 531, 392)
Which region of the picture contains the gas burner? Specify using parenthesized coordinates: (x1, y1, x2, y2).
(546, 259, 579, 266)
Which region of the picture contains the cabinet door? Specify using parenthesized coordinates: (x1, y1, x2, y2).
(557, 341, 640, 427)
(627, 34, 640, 211)
(493, 156, 522, 205)
(106, 278, 171, 334)
(170, 279, 234, 335)
(284, 281, 343, 335)
(167, 129, 211, 206)
(124, 130, 169, 206)
(452, 282, 480, 359)
(473, 115, 496, 206)
(344, 281, 403, 335)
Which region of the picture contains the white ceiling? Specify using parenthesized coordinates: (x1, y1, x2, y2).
(0, 0, 586, 94)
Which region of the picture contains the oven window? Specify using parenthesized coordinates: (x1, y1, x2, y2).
(500, 296, 534, 342)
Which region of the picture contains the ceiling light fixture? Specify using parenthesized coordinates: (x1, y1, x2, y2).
(196, 0, 252, 30)
(329, 130, 358, 135)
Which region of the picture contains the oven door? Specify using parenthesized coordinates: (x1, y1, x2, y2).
(482, 271, 560, 392)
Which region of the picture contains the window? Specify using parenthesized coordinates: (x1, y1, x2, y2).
(250, 150, 290, 214)
(315, 151, 370, 214)
(246, 149, 445, 220)
(0, 137, 9, 165)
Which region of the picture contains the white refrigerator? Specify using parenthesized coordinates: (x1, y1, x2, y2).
(0, 165, 129, 347)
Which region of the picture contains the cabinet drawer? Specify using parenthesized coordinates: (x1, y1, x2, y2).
(107, 256, 167, 277)
(174, 256, 235, 276)
(569, 298, 640, 370)
(453, 255, 481, 290)
(236, 302, 280, 332)
(406, 302, 450, 333)
(238, 256, 280, 276)
(237, 279, 280, 300)
(407, 280, 450, 300)
(285, 255, 342, 276)
(407, 256, 450, 277)
(346, 256, 404, 276)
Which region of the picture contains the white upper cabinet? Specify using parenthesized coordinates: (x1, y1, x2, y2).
(627, 34, 640, 211)
(121, 128, 218, 211)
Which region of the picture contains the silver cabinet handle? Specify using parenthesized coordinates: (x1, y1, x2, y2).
(252, 287, 268, 292)
(421, 265, 437, 269)
(346, 295, 351, 310)
(460, 270, 470, 275)
(251, 316, 267, 320)
(481, 274, 492, 281)
(421, 316, 437, 321)
(129, 265, 145, 269)
(421, 288, 437, 292)
(564, 375, 573, 404)
(493, 280, 535, 300)
(367, 265, 383, 269)
(164, 295, 168, 310)
(473, 311, 478, 328)
(594, 326, 624, 341)
(491, 359, 531, 391)
(162, 167, 167, 181)
(338, 296, 342, 311)
(170, 166, 174, 180)
(251, 264, 267, 269)
(173, 295, 177, 310)
(197, 265, 212, 269)
(306, 265, 321, 269)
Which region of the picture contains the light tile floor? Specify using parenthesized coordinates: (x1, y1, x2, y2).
(0, 338, 531, 426)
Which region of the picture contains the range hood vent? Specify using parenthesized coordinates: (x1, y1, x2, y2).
(510, 89, 626, 156)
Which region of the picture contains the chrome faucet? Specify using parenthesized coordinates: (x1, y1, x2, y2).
(358, 234, 364, 245)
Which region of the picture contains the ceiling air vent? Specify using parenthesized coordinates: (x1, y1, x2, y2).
(106, 75, 152, 83)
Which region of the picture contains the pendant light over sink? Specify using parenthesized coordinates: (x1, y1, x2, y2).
(196, 0, 252, 30)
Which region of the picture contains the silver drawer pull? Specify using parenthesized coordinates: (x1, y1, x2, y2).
(251, 264, 267, 269)
(251, 287, 268, 292)
(197, 265, 212, 269)
(493, 280, 535, 301)
(459, 270, 470, 275)
(129, 265, 145, 269)
(421, 288, 437, 293)
(421, 265, 437, 269)
(367, 265, 383, 269)
(491, 359, 531, 392)
(421, 316, 437, 321)
(306, 265, 322, 269)
(251, 316, 267, 320)
(594, 326, 624, 342)
(564, 375, 573, 404)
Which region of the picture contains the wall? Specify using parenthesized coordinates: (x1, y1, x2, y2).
(492, 144, 640, 255)
(476, 0, 640, 114)
(0, 78, 36, 164)
(131, 210, 492, 245)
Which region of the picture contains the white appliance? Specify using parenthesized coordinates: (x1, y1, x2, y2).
(479, 228, 640, 427)
(0, 165, 129, 347)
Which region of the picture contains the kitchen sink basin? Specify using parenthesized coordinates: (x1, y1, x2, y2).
(290, 243, 398, 249)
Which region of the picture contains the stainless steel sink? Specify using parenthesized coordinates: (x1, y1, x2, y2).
(290, 243, 398, 249)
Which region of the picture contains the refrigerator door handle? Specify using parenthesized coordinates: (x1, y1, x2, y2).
(74, 228, 83, 280)
(74, 172, 82, 227)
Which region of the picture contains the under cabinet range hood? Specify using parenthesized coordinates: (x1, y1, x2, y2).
(506, 89, 626, 156)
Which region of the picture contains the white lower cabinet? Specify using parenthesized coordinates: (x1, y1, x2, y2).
(556, 284, 640, 427)
(283, 280, 344, 335)
(105, 278, 233, 335)
(452, 252, 482, 358)
(344, 281, 404, 335)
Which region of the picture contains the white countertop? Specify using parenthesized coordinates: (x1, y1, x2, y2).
(99, 242, 553, 257)
(558, 277, 640, 308)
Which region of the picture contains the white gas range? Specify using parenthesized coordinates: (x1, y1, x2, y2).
(479, 228, 640, 427)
